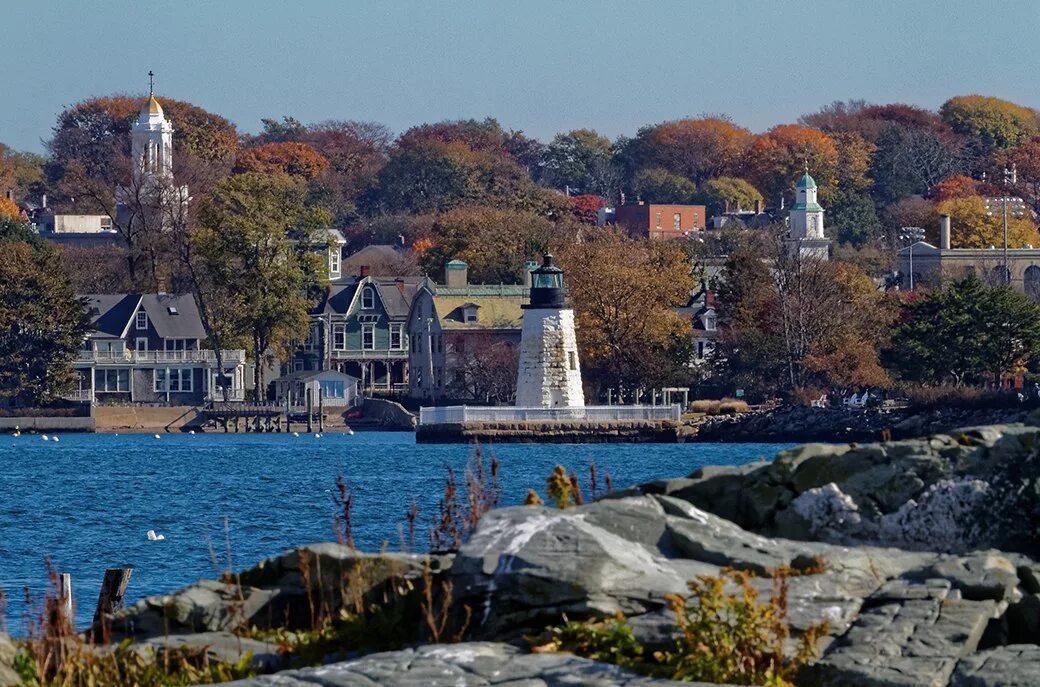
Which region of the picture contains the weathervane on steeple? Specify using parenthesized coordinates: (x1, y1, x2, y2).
(804, 158, 809, 176)
(148, 70, 155, 97)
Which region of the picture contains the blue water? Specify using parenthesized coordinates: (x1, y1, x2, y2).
(0, 432, 790, 632)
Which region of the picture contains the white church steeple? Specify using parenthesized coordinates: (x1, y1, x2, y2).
(787, 167, 831, 260)
(132, 71, 174, 183)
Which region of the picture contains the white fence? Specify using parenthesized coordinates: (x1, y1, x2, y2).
(419, 404, 682, 425)
(77, 349, 246, 364)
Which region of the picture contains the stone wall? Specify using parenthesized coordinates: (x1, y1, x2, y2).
(514, 308, 584, 408)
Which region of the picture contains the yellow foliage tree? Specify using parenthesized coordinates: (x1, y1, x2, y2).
(936, 195, 1040, 249)
(0, 196, 21, 221)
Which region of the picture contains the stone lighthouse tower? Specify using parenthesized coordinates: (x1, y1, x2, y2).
(514, 254, 585, 408)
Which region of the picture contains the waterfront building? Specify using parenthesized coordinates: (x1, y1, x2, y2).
(72, 293, 247, 404)
(514, 254, 585, 407)
(406, 259, 529, 402)
(787, 171, 830, 260)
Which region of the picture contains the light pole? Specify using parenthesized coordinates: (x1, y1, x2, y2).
(899, 226, 926, 290)
(985, 164, 1022, 286)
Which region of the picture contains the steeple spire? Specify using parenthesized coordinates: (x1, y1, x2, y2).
(148, 70, 155, 97)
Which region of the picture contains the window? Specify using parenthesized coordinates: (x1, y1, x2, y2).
(390, 324, 404, 350)
(697, 341, 705, 359)
(304, 324, 319, 351)
(655, 212, 662, 228)
(320, 380, 345, 399)
(332, 323, 346, 351)
(135, 338, 148, 352)
(154, 369, 193, 393)
(329, 249, 340, 275)
(164, 338, 189, 351)
(293, 359, 304, 372)
(361, 287, 374, 310)
(704, 314, 716, 331)
(463, 306, 478, 323)
(136, 311, 148, 330)
(95, 368, 129, 392)
(673, 212, 681, 230)
(568, 351, 577, 371)
(167, 306, 179, 316)
(362, 323, 374, 350)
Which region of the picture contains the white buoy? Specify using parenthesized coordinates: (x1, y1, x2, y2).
(41, 435, 49, 441)
(293, 432, 300, 438)
(52, 436, 59, 443)
(314, 433, 320, 438)
(146, 529, 165, 541)
(154, 434, 161, 439)
(188, 430, 195, 435)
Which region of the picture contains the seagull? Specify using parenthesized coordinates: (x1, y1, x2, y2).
(314, 433, 321, 438)
(41, 435, 49, 441)
(188, 430, 195, 435)
(52, 436, 59, 443)
(146, 529, 165, 541)
(346, 428, 355, 436)
(293, 432, 300, 437)
(154, 434, 161, 439)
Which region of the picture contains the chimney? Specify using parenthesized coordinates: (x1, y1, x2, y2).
(445, 259, 468, 288)
(940, 215, 951, 250)
(754, 199, 763, 215)
(359, 265, 370, 278)
(41, 193, 47, 208)
(395, 277, 405, 294)
(523, 259, 538, 288)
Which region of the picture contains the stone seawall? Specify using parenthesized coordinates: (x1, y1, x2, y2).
(416, 419, 696, 443)
(0, 416, 95, 432)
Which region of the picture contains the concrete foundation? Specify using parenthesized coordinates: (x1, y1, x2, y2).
(416, 420, 695, 444)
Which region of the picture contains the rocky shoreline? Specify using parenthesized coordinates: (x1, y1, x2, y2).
(7, 420, 1040, 685)
(693, 404, 1032, 443)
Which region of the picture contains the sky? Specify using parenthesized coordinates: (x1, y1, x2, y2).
(3, 0, 1040, 154)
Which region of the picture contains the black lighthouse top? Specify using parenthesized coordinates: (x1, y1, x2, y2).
(524, 253, 567, 309)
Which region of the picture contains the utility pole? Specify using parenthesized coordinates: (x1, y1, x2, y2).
(986, 164, 1020, 286)
(899, 226, 926, 290)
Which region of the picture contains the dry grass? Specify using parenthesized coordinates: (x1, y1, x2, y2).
(689, 398, 750, 415)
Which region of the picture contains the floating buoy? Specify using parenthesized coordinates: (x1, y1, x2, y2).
(188, 430, 195, 435)
(314, 433, 321, 438)
(52, 436, 59, 443)
(154, 434, 161, 439)
(146, 529, 165, 541)
(41, 435, 49, 441)
(293, 432, 300, 438)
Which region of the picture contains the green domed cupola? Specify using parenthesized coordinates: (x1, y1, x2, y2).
(797, 173, 817, 190)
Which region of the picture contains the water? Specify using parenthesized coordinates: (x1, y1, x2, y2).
(0, 432, 790, 632)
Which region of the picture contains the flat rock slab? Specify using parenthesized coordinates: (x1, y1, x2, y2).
(215, 641, 711, 686)
(807, 581, 995, 687)
(951, 645, 1040, 686)
(136, 631, 284, 671)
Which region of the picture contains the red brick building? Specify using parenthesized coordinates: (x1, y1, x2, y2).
(614, 203, 706, 240)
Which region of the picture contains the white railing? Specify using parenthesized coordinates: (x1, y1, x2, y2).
(206, 389, 246, 402)
(77, 349, 246, 365)
(419, 404, 682, 425)
(62, 389, 94, 402)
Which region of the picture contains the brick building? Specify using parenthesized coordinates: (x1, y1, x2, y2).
(614, 203, 706, 240)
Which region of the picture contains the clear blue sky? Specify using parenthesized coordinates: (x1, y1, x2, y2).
(3, 0, 1040, 154)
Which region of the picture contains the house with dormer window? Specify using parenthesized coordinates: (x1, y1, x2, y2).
(283, 274, 421, 394)
(73, 293, 247, 403)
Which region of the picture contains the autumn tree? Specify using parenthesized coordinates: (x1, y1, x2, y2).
(625, 118, 752, 184)
(886, 276, 1040, 385)
(931, 175, 978, 201)
(568, 194, 605, 224)
(446, 333, 519, 403)
(540, 129, 616, 196)
(0, 219, 90, 406)
(869, 124, 963, 204)
(940, 95, 1040, 155)
(0, 143, 45, 202)
(0, 196, 20, 221)
(234, 142, 330, 180)
(632, 168, 699, 205)
(193, 172, 331, 400)
(698, 177, 764, 216)
(559, 230, 695, 394)
(1004, 138, 1040, 216)
(745, 125, 837, 205)
(936, 195, 1040, 248)
(715, 229, 891, 398)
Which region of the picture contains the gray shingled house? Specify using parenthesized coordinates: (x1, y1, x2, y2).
(73, 294, 247, 404)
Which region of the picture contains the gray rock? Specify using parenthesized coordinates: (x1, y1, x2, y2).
(951, 645, 1040, 687)
(214, 641, 706, 686)
(903, 552, 1020, 602)
(0, 633, 18, 687)
(807, 581, 995, 686)
(136, 631, 283, 671)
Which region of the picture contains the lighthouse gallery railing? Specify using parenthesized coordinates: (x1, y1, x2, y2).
(418, 404, 682, 425)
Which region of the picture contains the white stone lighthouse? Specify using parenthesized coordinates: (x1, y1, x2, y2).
(514, 254, 585, 408)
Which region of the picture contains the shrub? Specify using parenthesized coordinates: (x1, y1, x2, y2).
(898, 384, 1022, 410)
(690, 398, 750, 415)
(546, 465, 575, 508)
(542, 613, 645, 671)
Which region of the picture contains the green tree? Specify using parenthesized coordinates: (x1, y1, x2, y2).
(0, 219, 90, 406)
(886, 276, 1040, 385)
(829, 189, 882, 247)
(869, 124, 963, 204)
(194, 173, 331, 400)
(632, 168, 699, 205)
(941, 95, 1040, 155)
(540, 129, 615, 195)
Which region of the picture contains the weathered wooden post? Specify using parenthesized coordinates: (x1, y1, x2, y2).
(318, 388, 325, 432)
(306, 388, 313, 433)
(59, 572, 73, 626)
(92, 566, 133, 626)
(285, 390, 291, 432)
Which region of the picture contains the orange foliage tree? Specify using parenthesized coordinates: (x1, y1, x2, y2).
(745, 125, 838, 204)
(235, 142, 330, 180)
(930, 175, 977, 201)
(0, 196, 21, 220)
(631, 118, 752, 183)
(568, 194, 605, 224)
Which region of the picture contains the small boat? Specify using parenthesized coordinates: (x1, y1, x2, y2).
(146, 529, 165, 541)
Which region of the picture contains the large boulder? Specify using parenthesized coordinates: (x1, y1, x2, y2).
(105, 545, 451, 638)
(951, 645, 1040, 686)
(217, 641, 712, 686)
(0, 633, 17, 687)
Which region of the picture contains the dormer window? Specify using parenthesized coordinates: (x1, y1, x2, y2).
(704, 314, 716, 331)
(136, 311, 148, 330)
(329, 249, 340, 276)
(463, 305, 479, 323)
(361, 287, 374, 310)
